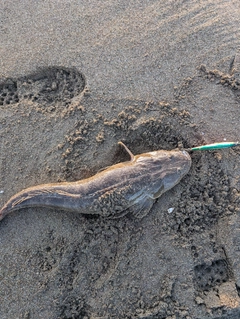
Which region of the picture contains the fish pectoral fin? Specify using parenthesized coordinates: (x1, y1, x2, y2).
(131, 196, 155, 219)
(152, 183, 165, 199)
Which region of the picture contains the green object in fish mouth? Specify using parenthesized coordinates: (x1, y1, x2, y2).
(189, 141, 240, 151)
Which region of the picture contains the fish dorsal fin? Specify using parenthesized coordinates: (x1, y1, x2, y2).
(118, 141, 135, 161)
(98, 142, 134, 173)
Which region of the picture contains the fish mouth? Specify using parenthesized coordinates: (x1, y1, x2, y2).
(173, 150, 192, 177)
(181, 150, 192, 174)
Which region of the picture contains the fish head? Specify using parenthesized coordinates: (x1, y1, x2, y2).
(134, 149, 191, 199)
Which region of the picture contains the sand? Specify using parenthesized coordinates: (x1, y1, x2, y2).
(0, 1, 240, 318)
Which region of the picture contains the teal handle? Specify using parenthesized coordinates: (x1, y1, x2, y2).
(191, 142, 240, 151)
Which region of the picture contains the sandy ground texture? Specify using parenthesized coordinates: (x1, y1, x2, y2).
(1, 0, 240, 318)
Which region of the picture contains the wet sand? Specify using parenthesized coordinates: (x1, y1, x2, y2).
(0, 1, 240, 318)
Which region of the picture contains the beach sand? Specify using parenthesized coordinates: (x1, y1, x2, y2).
(0, 1, 240, 318)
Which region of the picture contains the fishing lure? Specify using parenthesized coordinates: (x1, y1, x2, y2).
(189, 141, 240, 151)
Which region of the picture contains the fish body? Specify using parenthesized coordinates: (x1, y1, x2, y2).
(0, 144, 191, 221)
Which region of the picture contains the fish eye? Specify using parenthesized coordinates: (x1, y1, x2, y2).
(176, 167, 182, 174)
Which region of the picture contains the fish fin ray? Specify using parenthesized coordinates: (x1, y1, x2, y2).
(12, 196, 32, 207)
(131, 197, 155, 219)
(118, 141, 135, 161)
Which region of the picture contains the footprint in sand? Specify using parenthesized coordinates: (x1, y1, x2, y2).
(0, 66, 86, 107)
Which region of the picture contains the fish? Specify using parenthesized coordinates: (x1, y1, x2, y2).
(0, 142, 191, 221)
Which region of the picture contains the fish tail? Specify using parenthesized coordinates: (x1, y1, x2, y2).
(0, 191, 39, 221)
(0, 204, 9, 221)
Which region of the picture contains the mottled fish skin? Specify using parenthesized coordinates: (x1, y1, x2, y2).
(0, 145, 191, 221)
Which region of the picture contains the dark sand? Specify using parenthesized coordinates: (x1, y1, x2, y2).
(0, 1, 240, 318)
